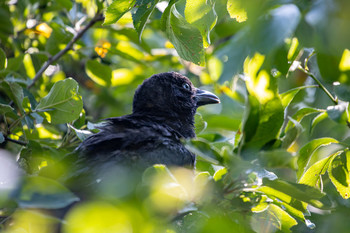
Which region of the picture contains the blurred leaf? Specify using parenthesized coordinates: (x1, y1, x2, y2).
(280, 86, 317, 108)
(161, 0, 205, 66)
(132, 0, 160, 41)
(194, 113, 207, 135)
(46, 22, 73, 55)
(227, 0, 247, 23)
(16, 176, 79, 209)
(185, 138, 222, 164)
(0, 103, 14, 115)
(104, 0, 136, 25)
(326, 102, 348, 124)
(328, 151, 350, 199)
(57, 0, 73, 10)
(0, 6, 13, 40)
(281, 117, 304, 150)
(205, 115, 240, 131)
(184, 0, 217, 47)
(218, 4, 301, 81)
(0, 48, 7, 70)
(35, 78, 83, 124)
(316, 52, 341, 83)
(0, 81, 24, 114)
(334, 84, 350, 102)
(85, 59, 112, 86)
(297, 137, 339, 179)
(311, 112, 328, 130)
(68, 124, 93, 141)
(251, 204, 297, 233)
(299, 152, 339, 186)
(285, 107, 323, 132)
(259, 178, 326, 209)
(259, 150, 296, 169)
(5, 54, 24, 72)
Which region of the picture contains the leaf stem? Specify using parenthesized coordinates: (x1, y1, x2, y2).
(298, 67, 338, 105)
(27, 12, 104, 89)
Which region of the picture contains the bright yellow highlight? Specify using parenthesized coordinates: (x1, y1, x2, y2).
(36, 124, 61, 139)
(287, 37, 299, 60)
(148, 167, 209, 213)
(339, 49, 350, 71)
(23, 53, 36, 79)
(95, 41, 111, 58)
(112, 69, 134, 86)
(227, 0, 247, 23)
(244, 53, 274, 103)
(63, 202, 132, 233)
(165, 40, 174, 49)
(35, 23, 52, 38)
(117, 41, 144, 60)
(5, 209, 57, 233)
(118, 11, 133, 25)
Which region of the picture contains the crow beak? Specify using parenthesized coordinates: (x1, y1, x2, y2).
(196, 89, 220, 106)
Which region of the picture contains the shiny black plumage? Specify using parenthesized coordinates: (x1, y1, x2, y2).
(76, 72, 220, 167)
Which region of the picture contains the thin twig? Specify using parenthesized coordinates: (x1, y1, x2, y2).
(4, 136, 27, 146)
(27, 13, 104, 89)
(298, 66, 338, 105)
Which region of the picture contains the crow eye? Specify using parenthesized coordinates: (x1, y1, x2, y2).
(182, 83, 191, 91)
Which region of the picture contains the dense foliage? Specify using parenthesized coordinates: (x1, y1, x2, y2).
(1, 0, 350, 232)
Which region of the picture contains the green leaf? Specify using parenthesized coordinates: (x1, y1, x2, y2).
(334, 84, 350, 102)
(218, 4, 301, 81)
(185, 138, 222, 164)
(259, 178, 326, 209)
(326, 102, 348, 124)
(251, 204, 297, 233)
(328, 151, 350, 199)
(0, 81, 24, 114)
(161, 0, 205, 66)
(132, 0, 160, 41)
(0, 47, 7, 70)
(35, 78, 83, 124)
(281, 117, 304, 149)
(297, 137, 339, 179)
(285, 107, 323, 132)
(259, 150, 296, 169)
(57, 0, 73, 10)
(280, 86, 317, 108)
(244, 97, 284, 149)
(194, 113, 207, 135)
(104, 0, 136, 25)
(226, 0, 247, 23)
(311, 112, 328, 130)
(184, 0, 217, 48)
(16, 176, 79, 209)
(68, 124, 93, 141)
(0, 103, 14, 115)
(205, 115, 240, 131)
(299, 152, 340, 186)
(85, 59, 112, 86)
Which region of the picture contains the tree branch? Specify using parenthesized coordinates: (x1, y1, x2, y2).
(27, 13, 104, 89)
(4, 135, 27, 146)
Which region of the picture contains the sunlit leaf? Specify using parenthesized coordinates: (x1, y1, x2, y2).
(259, 178, 326, 209)
(227, 0, 247, 23)
(285, 107, 323, 132)
(328, 151, 350, 199)
(46, 22, 73, 55)
(299, 152, 340, 186)
(35, 78, 83, 124)
(339, 49, 350, 72)
(297, 137, 339, 179)
(132, 0, 160, 41)
(185, 0, 217, 47)
(280, 86, 317, 108)
(104, 0, 136, 25)
(194, 113, 207, 135)
(162, 0, 205, 66)
(251, 204, 297, 232)
(85, 59, 112, 86)
(16, 176, 79, 209)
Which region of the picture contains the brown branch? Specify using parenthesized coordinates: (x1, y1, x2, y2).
(27, 13, 104, 89)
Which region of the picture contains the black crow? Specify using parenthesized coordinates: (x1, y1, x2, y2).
(76, 72, 220, 167)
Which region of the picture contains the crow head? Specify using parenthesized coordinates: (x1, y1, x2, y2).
(133, 72, 220, 138)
